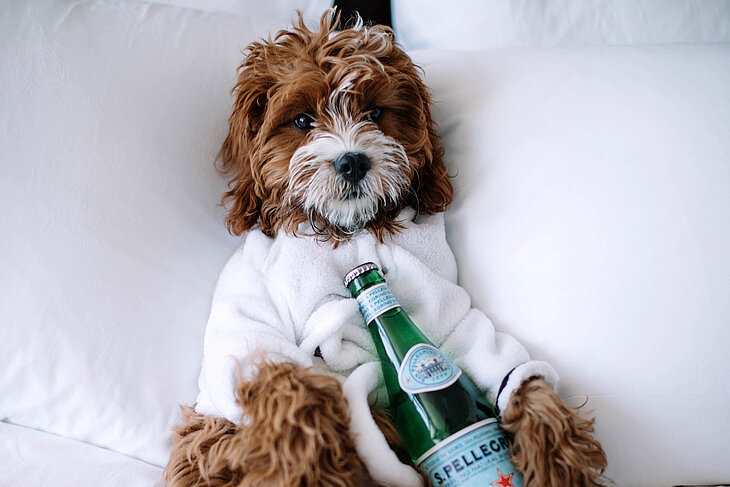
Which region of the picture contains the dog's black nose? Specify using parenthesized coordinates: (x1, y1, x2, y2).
(334, 152, 371, 183)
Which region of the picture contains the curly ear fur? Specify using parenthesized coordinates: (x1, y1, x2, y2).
(406, 84, 452, 216)
(502, 378, 609, 487)
(217, 11, 339, 237)
(378, 43, 452, 217)
(216, 47, 272, 236)
(165, 361, 380, 487)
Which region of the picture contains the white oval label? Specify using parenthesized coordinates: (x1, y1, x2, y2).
(398, 344, 462, 394)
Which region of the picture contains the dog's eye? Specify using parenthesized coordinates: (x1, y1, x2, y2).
(365, 107, 384, 123)
(293, 113, 315, 132)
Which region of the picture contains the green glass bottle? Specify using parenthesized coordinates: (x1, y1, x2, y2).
(344, 263, 523, 487)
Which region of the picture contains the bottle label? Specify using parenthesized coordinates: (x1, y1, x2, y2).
(417, 419, 524, 487)
(398, 344, 462, 394)
(355, 283, 400, 324)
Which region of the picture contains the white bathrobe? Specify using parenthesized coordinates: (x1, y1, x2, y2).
(195, 208, 558, 487)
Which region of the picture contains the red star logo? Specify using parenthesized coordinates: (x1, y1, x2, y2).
(490, 468, 516, 487)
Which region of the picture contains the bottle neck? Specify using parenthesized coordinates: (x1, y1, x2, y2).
(346, 269, 386, 298)
(347, 269, 405, 326)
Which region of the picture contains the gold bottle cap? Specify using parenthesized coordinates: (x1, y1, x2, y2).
(343, 262, 380, 287)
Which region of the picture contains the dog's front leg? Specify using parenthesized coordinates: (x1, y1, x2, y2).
(501, 377, 608, 487)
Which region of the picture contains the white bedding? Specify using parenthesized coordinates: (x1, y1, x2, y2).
(0, 421, 162, 487)
(415, 44, 730, 486)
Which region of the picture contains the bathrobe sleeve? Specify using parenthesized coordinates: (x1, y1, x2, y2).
(438, 308, 559, 416)
(194, 232, 315, 423)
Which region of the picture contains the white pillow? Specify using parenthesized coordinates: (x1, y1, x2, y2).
(123, 0, 331, 24)
(0, 0, 301, 467)
(415, 44, 730, 486)
(394, 0, 730, 51)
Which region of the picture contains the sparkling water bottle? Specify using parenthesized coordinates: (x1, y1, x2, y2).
(344, 263, 523, 487)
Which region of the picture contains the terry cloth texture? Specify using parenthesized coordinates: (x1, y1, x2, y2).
(195, 208, 558, 487)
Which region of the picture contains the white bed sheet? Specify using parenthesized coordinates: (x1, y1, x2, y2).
(0, 421, 162, 487)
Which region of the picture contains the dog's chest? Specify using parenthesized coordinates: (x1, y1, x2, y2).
(248, 213, 460, 343)
(259, 233, 380, 331)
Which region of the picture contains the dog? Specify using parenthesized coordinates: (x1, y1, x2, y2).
(165, 10, 608, 487)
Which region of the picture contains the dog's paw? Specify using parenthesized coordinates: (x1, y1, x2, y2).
(232, 360, 378, 486)
(501, 378, 609, 487)
(166, 361, 380, 487)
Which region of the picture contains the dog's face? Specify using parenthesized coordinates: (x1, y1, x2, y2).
(218, 10, 452, 242)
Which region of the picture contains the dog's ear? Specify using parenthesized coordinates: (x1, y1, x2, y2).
(408, 106, 453, 216)
(395, 54, 453, 216)
(216, 44, 272, 236)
